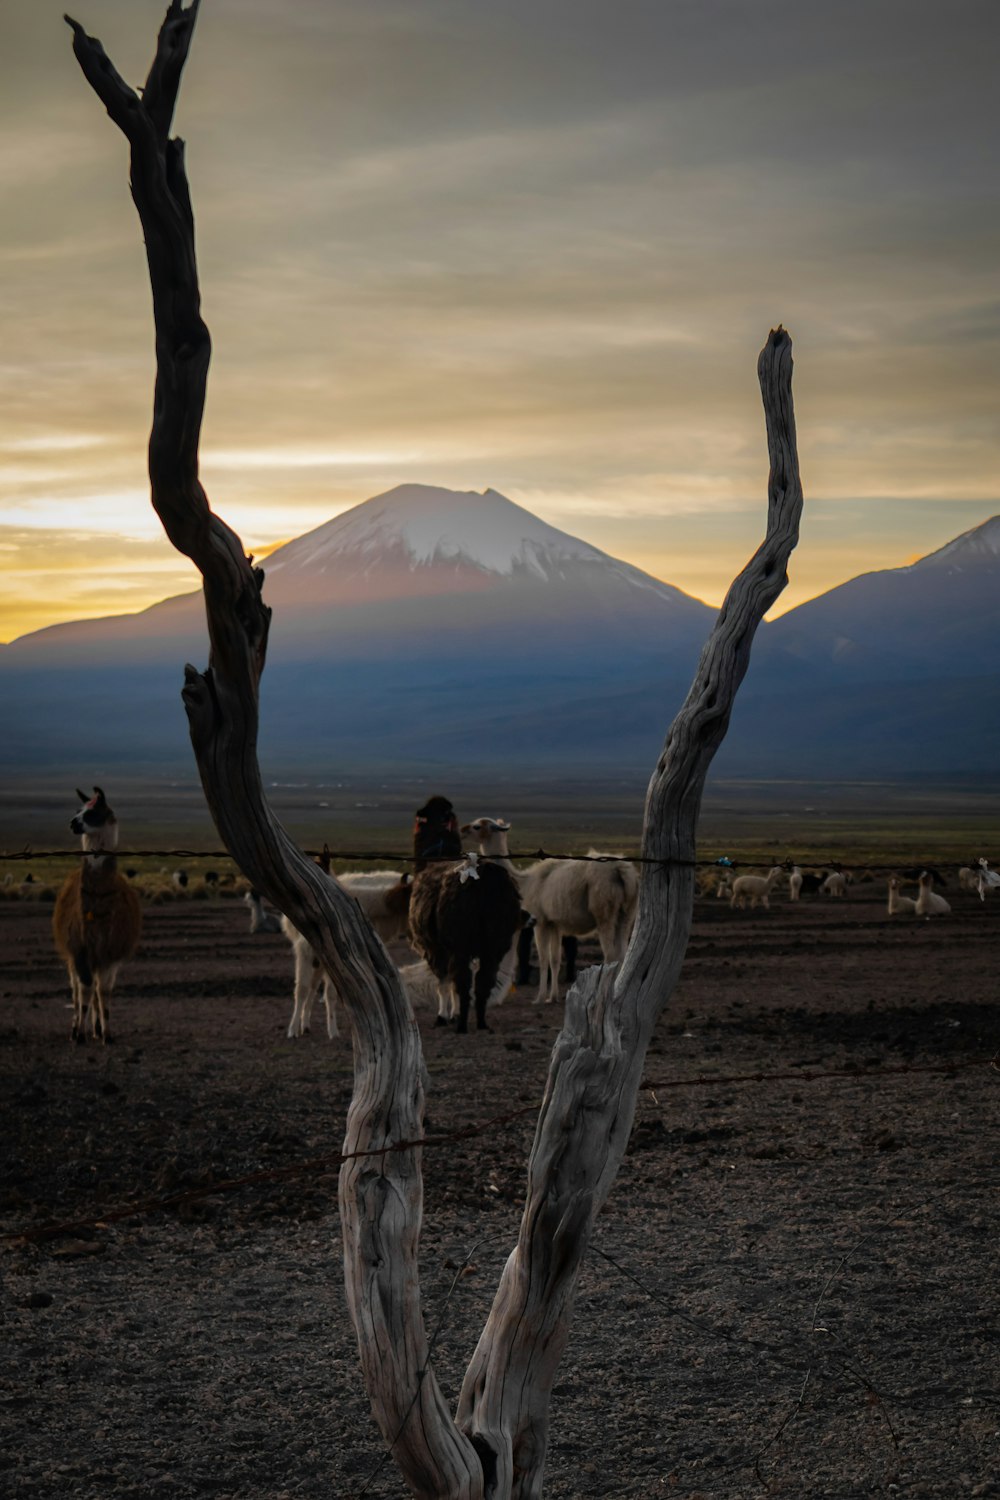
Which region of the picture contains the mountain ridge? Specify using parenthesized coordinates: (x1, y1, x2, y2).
(2, 486, 998, 778)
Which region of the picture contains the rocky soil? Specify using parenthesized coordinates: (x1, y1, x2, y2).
(1, 881, 998, 1499)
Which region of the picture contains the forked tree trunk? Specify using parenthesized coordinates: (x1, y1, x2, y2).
(68, 7, 803, 1497)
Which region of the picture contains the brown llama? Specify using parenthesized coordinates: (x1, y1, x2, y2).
(53, 787, 142, 1043)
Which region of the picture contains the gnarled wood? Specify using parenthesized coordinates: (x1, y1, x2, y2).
(67, 8, 481, 1496)
(69, 8, 802, 1497)
(457, 329, 801, 1496)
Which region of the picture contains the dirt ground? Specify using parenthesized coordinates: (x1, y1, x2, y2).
(1, 879, 998, 1500)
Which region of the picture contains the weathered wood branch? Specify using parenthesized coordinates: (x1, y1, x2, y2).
(457, 327, 802, 1497)
(68, 10, 483, 1497)
(69, 8, 802, 1499)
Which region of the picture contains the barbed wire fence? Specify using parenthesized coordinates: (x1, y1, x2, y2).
(0, 845, 993, 871)
(4, 1052, 996, 1247)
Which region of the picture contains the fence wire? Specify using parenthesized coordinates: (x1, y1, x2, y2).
(5, 1053, 996, 1246)
(0, 845, 993, 872)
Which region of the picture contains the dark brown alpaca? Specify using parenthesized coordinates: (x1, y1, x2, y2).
(412, 795, 462, 873)
(408, 817, 522, 1033)
(53, 787, 142, 1043)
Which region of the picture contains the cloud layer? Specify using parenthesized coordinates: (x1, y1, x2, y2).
(1, 0, 997, 639)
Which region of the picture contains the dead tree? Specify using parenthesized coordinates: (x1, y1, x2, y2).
(67, 6, 803, 1496)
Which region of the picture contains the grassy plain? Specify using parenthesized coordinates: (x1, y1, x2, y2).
(3, 770, 1000, 889)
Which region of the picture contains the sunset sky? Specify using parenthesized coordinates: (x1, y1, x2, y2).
(1, 0, 997, 642)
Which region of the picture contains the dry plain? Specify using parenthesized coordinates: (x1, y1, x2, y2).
(1, 874, 998, 1499)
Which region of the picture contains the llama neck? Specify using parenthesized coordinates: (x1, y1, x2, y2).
(478, 839, 515, 874)
(81, 849, 118, 886)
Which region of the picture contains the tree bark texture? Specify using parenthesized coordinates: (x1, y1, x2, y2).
(69, 9, 802, 1498)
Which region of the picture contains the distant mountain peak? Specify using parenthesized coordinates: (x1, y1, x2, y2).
(915, 513, 1000, 570)
(261, 481, 692, 603)
(265, 482, 611, 581)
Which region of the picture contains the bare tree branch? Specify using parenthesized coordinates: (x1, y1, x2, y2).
(67, 11, 484, 1496)
(68, 9, 803, 1498)
(457, 327, 802, 1496)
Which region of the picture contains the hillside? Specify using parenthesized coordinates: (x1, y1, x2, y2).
(3, 489, 998, 779)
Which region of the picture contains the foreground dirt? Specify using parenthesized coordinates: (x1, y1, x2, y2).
(1, 882, 998, 1499)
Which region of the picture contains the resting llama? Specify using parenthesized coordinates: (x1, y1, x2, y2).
(53, 787, 142, 1043)
(887, 876, 917, 916)
(915, 871, 951, 917)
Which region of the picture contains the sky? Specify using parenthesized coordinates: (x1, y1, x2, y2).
(1, 0, 998, 642)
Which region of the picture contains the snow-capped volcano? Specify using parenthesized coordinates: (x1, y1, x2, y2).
(2, 493, 999, 778)
(264, 483, 674, 599)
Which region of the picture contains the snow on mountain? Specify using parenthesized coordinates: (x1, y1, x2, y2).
(3, 494, 1000, 777)
(912, 513, 1000, 570)
(263, 483, 679, 600)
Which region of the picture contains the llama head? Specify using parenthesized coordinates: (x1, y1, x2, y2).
(462, 817, 512, 856)
(70, 786, 119, 852)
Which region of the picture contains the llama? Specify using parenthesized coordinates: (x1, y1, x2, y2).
(822, 870, 848, 897)
(515, 921, 578, 989)
(887, 876, 917, 916)
(915, 871, 951, 917)
(283, 866, 411, 1039)
(412, 795, 463, 873)
(52, 787, 142, 1044)
(899, 865, 947, 887)
(408, 817, 522, 1033)
(245, 889, 282, 933)
(976, 858, 1000, 901)
(788, 866, 803, 902)
(517, 850, 639, 1006)
(729, 866, 784, 910)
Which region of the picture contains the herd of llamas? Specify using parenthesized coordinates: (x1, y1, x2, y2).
(33, 786, 1000, 1044)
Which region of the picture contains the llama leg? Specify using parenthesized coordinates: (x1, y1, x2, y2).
(596, 919, 619, 966)
(85, 978, 100, 1038)
(80, 956, 98, 1040)
(434, 980, 457, 1025)
(454, 965, 473, 1034)
(321, 973, 338, 1039)
(287, 946, 312, 1037)
(301, 957, 324, 1035)
(532, 924, 550, 1003)
(536, 924, 560, 1004)
(93, 973, 108, 1043)
(487, 939, 519, 1008)
(474, 962, 495, 1032)
(516, 923, 534, 985)
(69, 969, 85, 1043)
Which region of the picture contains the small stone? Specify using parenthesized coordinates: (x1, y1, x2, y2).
(26, 1290, 54, 1309)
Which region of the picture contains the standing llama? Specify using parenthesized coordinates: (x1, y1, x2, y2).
(519, 851, 639, 1005)
(53, 787, 142, 1043)
(408, 817, 522, 1033)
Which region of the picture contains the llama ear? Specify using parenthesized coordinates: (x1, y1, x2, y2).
(92, 786, 106, 801)
(76, 788, 88, 802)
